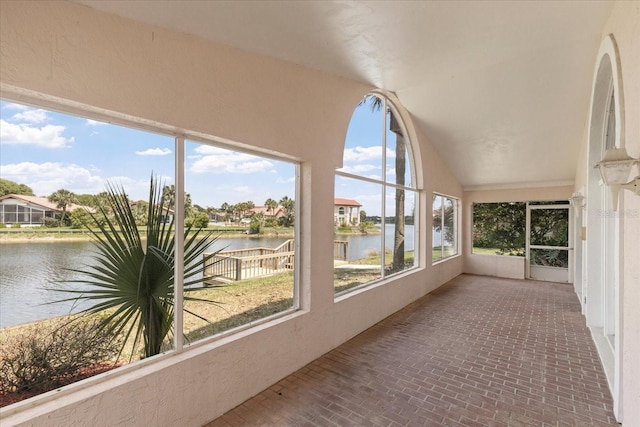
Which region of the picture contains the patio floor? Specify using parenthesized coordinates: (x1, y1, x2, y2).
(205, 274, 618, 426)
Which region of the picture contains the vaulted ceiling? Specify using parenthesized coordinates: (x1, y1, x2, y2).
(75, 0, 614, 190)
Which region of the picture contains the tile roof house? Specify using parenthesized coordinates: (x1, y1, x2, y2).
(0, 194, 89, 226)
(334, 198, 362, 225)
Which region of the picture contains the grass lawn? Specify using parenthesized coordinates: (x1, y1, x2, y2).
(0, 248, 416, 404)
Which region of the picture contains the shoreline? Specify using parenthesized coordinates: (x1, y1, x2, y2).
(0, 230, 299, 244)
(0, 228, 376, 244)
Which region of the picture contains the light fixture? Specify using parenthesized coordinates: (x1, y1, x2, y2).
(569, 192, 585, 207)
(595, 147, 640, 211)
(569, 192, 585, 218)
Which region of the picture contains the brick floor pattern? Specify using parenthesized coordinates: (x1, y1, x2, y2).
(206, 274, 618, 426)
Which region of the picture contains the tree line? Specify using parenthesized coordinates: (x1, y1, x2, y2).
(1, 178, 294, 230)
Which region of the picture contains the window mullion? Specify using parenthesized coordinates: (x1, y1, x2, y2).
(174, 137, 185, 351)
(380, 99, 387, 277)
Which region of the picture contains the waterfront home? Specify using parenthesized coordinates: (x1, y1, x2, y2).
(0, 194, 89, 226)
(334, 198, 362, 226)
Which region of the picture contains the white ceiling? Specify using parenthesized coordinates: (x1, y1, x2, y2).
(76, 0, 614, 190)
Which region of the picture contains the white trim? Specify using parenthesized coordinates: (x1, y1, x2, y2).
(585, 34, 624, 422)
(463, 180, 574, 192)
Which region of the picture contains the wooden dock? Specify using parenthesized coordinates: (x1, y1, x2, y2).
(203, 240, 348, 284)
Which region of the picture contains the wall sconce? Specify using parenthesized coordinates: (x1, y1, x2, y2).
(569, 192, 584, 214)
(569, 192, 585, 207)
(569, 192, 585, 218)
(595, 147, 640, 211)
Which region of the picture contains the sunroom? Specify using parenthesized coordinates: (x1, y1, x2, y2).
(0, 1, 638, 426)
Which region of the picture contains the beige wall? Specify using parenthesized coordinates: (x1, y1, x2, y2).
(0, 2, 462, 426)
(575, 1, 640, 423)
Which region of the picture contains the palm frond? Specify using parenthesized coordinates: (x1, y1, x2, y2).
(55, 174, 223, 359)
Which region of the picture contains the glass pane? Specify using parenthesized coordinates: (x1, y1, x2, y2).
(0, 99, 175, 399)
(442, 197, 457, 258)
(432, 195, 443, 262)
(530, 208, 569, 247)
(384, 186, 416, 274)
(183, 141, 296, 343)
(337, 95, 384, 180)
(530, 248, 569, 268)
(472, 202, 526, 256)
(385, 109, 412, 187)
(334, 176, 382, 294)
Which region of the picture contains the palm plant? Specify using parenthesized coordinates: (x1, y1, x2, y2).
(58, 175, 221, 359)
(48, 188, 78, 224)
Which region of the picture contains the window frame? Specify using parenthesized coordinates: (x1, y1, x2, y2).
(432, 192, 459, 263)
(334, 93, 420, 294)
(0, 95, 302, 355)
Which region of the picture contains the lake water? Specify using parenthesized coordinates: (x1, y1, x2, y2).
(0, 226, 415, 328)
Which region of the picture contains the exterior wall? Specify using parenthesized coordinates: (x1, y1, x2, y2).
(462, 186, 574, 279)
(0, 2, 463, 426)
(334, 204, 361, 225)
(575, 2, 640, 423)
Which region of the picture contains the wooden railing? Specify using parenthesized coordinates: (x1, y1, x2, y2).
(204, 239, 348, 282)
(334, 240, 348, 261)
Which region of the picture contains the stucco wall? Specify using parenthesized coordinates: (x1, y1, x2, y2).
(0, 2, 463, 426)
(574, 1, 640, 423)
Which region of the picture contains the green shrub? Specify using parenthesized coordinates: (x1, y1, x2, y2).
(185, 212, 209, 229)
(69, 209, 91, 229)
(0, 223, 6, 228)
(42, 218, 61, 228)
(0, 316, 122, 394)
(10, 223, 21, 229)
(249, 217, 262, 234)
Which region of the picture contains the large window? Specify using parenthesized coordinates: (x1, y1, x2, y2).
(472, 202, 526, 256)
(334, 94, 418, 294)
(0, 99, 298, 404)
(432, 194, 458, 262)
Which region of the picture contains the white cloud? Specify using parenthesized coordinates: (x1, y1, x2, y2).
(12, 109, 49, 124)
(1, 162, 104, 196)
(0, 162, 165, 200)
(342, 146, 395, 163)
(136, 147, 172, 156)
(338, 164, 378, 175)
(343, 146, 381, 162)
(193, 145, 229, 155)
(0, 120, 73, 148)
(190, 150, 273, 174)
(2, 103, 29, 111)
(86, 119, 107, 126)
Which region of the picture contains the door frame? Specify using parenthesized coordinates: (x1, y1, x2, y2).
(525, 203, 572, 282)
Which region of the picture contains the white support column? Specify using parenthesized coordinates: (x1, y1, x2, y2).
(174, 137, 185, 351)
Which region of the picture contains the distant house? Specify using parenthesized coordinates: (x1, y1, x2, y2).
(208, 211, 226, 223)
(248, 205, 285, 220)
(334, 198, 362, 226)
(0, 194, 90, 226)
(130, 200, 175, 223)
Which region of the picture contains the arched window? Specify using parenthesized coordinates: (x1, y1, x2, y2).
(334, 93, 418, 294)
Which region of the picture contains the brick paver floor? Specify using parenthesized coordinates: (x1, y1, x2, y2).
(206, 274, 618, 426)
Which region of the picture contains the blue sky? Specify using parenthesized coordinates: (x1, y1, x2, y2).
(1, 99, 414, 216)
(0, 100, 296, 209)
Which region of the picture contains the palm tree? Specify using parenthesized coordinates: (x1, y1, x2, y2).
(279, 196, 295, 227)
(58, 176, 222, 359)
(48, 189, 78, 224)
(264, 198, 278, 216)
(360, 94, 406, 272)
